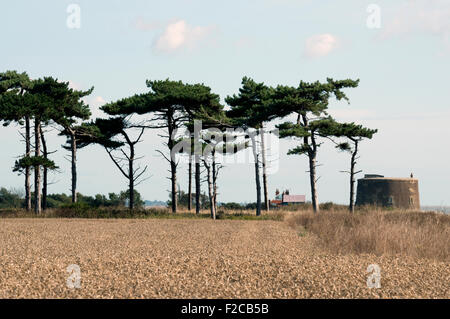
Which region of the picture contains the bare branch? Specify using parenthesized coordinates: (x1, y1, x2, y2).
(156, 150, 171, 163)
(105, 147, 129, 179)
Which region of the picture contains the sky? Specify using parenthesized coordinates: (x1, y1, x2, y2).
(0, 0, 449, 206)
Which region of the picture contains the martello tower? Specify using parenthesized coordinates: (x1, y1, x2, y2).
(355, 175, 420, 210)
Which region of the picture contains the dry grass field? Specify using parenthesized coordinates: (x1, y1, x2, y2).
(0, 216, 448, 299)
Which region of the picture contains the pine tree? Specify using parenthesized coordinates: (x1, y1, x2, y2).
(226, 77, 275, 216)
(322, 122, 378, 213)
(270, 78, 360, 213)
(102, 79, 223, 213)
(51, 80, 94, 203)
(0, 71, 34, 210)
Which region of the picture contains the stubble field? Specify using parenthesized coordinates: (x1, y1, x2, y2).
(0, 218, 448, 298)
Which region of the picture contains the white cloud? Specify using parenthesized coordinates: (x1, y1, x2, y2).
(303, 33, 340, 58)
(153, 20, 216, 53)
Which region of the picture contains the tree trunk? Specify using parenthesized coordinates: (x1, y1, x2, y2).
(212, 152, 217, 213)
(129, 142, 135, 210)
(188, 156, 192, 211)
(195, 156, 201, 214)
(250, 133, 262, 216)
(308, 151, 319, 213)
(260, 125, 269, 212)
(167, 116, 177, 213)
(40, 126, 48, 210)
(301, 114, 319, 214)
(204, 161, 215, 220)
(25, 116, 31, 211)
(34, 118, 41, 214)
(70, 132, 78, 203)
(349, 140, 359, 214)
(170, 160, 177, 213)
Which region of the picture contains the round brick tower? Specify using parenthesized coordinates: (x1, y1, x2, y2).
(355, 175, 420, 210)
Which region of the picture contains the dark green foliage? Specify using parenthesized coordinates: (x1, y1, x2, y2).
(225, 77, 274, 128)
(0, 71, 33, 125)
(73, 117, 126, 150)
(0, 188, 24, 209)
(269, 78, 360, 119)
(219, 202, 245, 210)
(332, 122, 378, 154)
(13, 156, 58, 174)
(101, 79, 224, 125)
(326, 122, 378, 144)
(25, 77, 91, 123)
(43, 190, 144, 209)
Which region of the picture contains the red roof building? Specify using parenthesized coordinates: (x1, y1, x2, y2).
(282, 194, 306, 203)
(270, 191, 306, 207)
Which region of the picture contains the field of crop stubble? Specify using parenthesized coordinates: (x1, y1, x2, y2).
(0, 214, 448, 299)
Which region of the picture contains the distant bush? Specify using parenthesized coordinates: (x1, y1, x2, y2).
(0, 188, 24, 209)
(219, 202, 246, 210)
(0, 188, 146, 210)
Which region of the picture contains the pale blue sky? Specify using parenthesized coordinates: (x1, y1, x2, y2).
(1, 0, 449, 205)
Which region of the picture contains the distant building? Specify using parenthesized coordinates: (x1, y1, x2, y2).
(270, 189, 306, 207)
(356, 174, 420, 210)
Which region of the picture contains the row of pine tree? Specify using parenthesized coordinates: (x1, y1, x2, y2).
(0, 71, 377, 218)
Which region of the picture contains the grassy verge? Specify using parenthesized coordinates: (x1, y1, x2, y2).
(286, 208, 450, 261)
(0, 205, 285, 221)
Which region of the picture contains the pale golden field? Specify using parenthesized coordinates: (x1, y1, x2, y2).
(0, 217, 448, 299)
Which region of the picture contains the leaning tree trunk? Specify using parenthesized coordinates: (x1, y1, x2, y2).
(34, 118, 41, 214)
(25, 116, 31, 211)
(188, 156, 192, 211)
(40, 126, 48, 210)
(260, 125, 269, 212)
(349, 140, 359, 214)
(70, 132, 78, 203)
(250, 133, 262, 216)
(195, 156, 201, 214)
